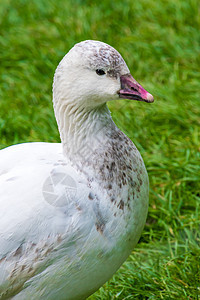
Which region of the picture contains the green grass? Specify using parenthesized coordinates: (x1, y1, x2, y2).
(0, 0, 200, 299)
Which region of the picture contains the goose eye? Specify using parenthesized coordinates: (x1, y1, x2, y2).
(96, 69, 106, 76)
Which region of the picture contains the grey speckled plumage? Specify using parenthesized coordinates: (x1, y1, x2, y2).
(0, 40, 153, 300)
(72, 40, 127, 73)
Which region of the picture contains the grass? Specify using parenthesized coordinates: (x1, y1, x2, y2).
(0, 0, 200, 299)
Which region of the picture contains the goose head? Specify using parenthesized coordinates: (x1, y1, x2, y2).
(53, 40, 154, 112)
(53, 40, 154, 155)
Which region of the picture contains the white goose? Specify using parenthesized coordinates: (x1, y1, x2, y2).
(0, 40, 154, 300)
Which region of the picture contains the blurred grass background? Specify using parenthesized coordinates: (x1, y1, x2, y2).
(0, 0, 200, 299)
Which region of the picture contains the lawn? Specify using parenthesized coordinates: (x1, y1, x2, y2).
(0, 0, 200, 299)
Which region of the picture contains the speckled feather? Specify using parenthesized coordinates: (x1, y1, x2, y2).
(71, 40, 128, 72)
(0, 40, 149, 300)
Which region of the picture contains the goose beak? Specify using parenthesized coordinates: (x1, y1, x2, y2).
(118, 74, 154, 103)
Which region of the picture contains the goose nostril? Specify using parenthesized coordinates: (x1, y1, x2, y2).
(130, 86, 138, 92)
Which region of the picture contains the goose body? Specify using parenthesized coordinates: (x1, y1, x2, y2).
(0, 40, 154, 299)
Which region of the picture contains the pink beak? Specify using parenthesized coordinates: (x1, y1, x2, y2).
(118, 74, 154, 103)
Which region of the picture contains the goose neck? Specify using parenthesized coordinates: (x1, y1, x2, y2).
(54, 102, 114, 159)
